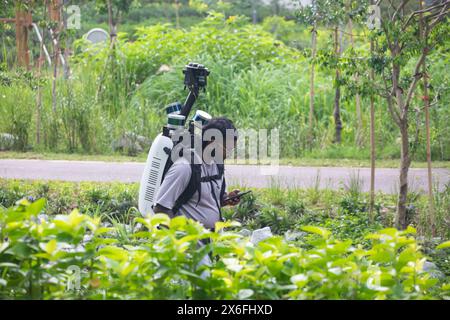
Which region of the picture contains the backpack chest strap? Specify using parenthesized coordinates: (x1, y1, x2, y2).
(200, 174, 222, 182)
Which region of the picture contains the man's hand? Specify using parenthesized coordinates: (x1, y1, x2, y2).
(222, 189, 241, 207)
(153, 204, 173, 229)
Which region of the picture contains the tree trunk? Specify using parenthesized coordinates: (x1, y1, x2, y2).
(252, 0, 257, 24)
(391, 58, 411, 230)
(347, 14, 363, 147)
(308, 26, 317, 148)
(423, 64, 435, 235)
(419, 1, 435, 235)
(396, 121, 411, 229)
(272, 0, 280, 15)
(15, 5, 31, 69)
(61, 2, 71, 79)
(48, 0, 61, 22)
(36, 27, 45, 145)
(51, 47, 58, 113)
(369, 38, 376, 221)
(49, 0, 61, 114)
(333, 27, 342, 144)
(175, 0, 180, 29)
(107, 0, 117, 45)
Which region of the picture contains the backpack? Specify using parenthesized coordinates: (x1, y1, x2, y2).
(160, 148, 226, 221)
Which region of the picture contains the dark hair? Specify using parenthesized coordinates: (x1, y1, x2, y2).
(202, 117, 237, 149)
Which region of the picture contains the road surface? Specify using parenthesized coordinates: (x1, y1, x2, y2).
(0, 159, 448, 194)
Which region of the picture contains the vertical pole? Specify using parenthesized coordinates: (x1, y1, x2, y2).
(369, 37, 376, 222)
(347, 0, 363, 147)
(175, 0, 180, 29)
(333, 26, 342, 144)
(48, 0, 62, 113)
(308, 26, 317, 149)
(252, 0, 258, 24)
(48, 0, 61, 22)
(15, 2, 31, 69)
(419, 0, 435, 236)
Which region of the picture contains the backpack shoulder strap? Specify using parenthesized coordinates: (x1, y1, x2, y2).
(172, 153, 202, 215)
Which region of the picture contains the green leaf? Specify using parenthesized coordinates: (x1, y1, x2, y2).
(291, 274, 308, 288)
(150, 213, 171, 226)
(27, 198, 47, 216)
(301, 226, 331, 239)
(0, 262, 19, 269)
(402, 226, 417, 235)
(215, 220, 241, 232)
(436, 241, 450, 250)
(40, 239, 57, 255)
(97, 246, 129, 261)
(6, 242, 33, 259)
(0, 241, 9, 253)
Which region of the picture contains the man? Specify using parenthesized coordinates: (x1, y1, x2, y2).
(153, 117, 241, 231)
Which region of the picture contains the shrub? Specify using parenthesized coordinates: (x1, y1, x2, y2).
(0, 199, 447, 300)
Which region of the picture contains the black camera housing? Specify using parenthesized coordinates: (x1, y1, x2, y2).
(183, 63, 210, 91)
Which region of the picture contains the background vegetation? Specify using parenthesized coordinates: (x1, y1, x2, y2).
(0, 1, 448, 162)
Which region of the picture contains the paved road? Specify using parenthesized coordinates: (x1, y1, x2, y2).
(0, 159, 448, 194)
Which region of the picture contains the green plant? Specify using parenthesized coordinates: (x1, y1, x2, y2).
(0, 199, 445, 300)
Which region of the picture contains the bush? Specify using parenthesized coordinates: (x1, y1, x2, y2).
(0, 199, 447, 299)
(0, 77, 34, 151)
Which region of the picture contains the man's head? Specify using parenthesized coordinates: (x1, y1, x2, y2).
(202, 117, 238, 162)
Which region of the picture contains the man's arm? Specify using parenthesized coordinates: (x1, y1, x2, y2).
(153, 203, 173, 217)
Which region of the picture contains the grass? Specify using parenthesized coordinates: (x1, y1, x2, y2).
(1, 151, 449, 168)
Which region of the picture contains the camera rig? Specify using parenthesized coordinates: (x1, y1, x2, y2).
(180, 62, 210, 117)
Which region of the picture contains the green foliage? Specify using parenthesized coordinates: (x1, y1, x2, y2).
(76, 16, 300, 88)
(0, 179, 139, 220)
(0, 71, 37, 151)
(1, 12, 448, 160)
(0, 198, 446, 299)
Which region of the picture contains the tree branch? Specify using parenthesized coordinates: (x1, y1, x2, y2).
(403, 0, 449, 29)
(428, 3, 450, 30)
(404, 49, 428, 110)
(393, 0, 410, 21)
(383, 70, 401, 126)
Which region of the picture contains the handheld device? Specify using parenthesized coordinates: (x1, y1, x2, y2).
(138, 63, 210, 216)
(224, 190, 253, 202)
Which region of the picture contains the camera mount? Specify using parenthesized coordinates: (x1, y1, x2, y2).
(180, 63, 210, 117)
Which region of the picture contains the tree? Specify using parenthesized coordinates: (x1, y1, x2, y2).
(346, 0, 364, 147)
(95, 0, 134, 45)
(296, 0, 341, 148)
(374, 0, 449, 229)
(298, 0, 359, 146)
